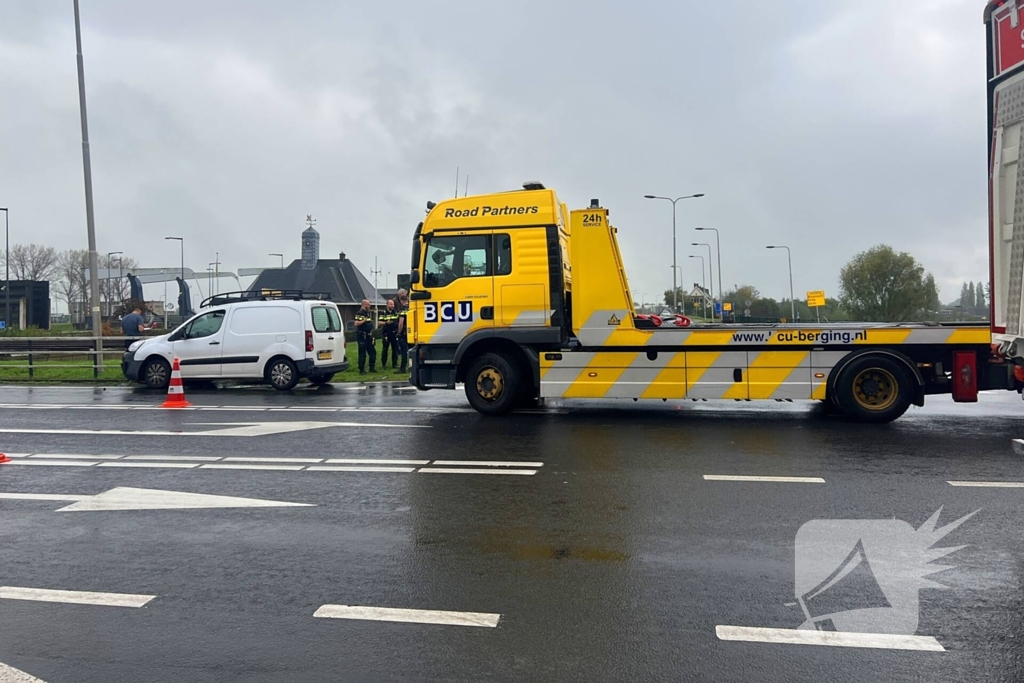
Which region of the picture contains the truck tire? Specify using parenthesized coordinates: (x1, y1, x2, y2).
(464, 352, 519, 415)
(266, 357, 299, 391)
(143, 358, 171, 390)
(834, 355, 913, 423)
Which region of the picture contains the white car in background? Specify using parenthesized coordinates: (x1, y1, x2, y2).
(122, 291, 348, 390)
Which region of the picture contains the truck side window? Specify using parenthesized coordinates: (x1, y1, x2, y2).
(495, 234, 512, 276)
(424, 234, 491, 288)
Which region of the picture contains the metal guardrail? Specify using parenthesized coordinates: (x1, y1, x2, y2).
(0, 336, 139, 379)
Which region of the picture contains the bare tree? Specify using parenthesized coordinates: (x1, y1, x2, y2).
(98, 254, 139, 311)
(1, 244, 58, 281)
(54, 249, 89, 320)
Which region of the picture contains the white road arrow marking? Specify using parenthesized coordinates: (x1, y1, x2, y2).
(0, 661, 47, 682)
(0, 487, 314, 512)
(0, 421, 428, 438)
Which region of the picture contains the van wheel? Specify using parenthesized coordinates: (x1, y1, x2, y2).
(143, 358, 171, 390)
(835, 355, 913, 423)
(465, 352, 519, 415)
(309, 373, 335, 386)
(266, 358, 299, 391)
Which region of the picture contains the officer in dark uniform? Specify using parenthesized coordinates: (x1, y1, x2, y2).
(378, 299, 399, 369)
(354, 299, 376, 374)
(396, 289, 409, 373)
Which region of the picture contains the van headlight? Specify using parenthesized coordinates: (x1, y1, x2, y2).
(129, 340, 144, 353)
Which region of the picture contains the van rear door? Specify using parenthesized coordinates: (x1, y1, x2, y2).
(309, 304, 345, 369)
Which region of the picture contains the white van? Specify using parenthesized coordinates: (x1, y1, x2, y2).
(122, 292, 348, 390)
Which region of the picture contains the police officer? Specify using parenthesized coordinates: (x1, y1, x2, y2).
(396, 289, 410, 373)
(378, 299, 399, 369)
(354, 299, 376, 374)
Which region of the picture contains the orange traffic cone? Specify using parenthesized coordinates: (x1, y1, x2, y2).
(0, 453, 11, 464)
(161, 358, 191, 408)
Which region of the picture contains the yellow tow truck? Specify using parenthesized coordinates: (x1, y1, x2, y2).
(408, 183, 1013, 422)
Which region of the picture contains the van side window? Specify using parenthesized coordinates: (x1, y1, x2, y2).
(495, 233, 512, 276)
(312, 306, 342, 333)
(424, 234, 491, 288)
(185, 310, 225, 339)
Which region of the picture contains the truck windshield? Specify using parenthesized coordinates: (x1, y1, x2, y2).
(424, 234, 491, 287)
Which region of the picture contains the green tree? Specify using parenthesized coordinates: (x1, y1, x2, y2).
(968, 282, 975, 309)
(976, 281, 986, 308)
(960, 282, 970, 306)
(924, 274, 940, 312)
(838, 245, 936, 322)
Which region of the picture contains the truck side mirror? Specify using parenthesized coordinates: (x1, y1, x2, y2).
(410, 269, 420, 284)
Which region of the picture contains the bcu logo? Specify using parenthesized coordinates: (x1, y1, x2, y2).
(792, 508, 976, 634)
(424, 301, 473, 323)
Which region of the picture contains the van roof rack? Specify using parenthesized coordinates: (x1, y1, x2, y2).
(200, 290, 332, 308)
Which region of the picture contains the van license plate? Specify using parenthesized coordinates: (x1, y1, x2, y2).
(317, 351, 332, 360)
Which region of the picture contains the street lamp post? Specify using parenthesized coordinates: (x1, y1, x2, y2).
(165, 237, 184, 312)
(688, 255, 707, 317)
(696, 227, 723, 322)
(0, 208, 7, 330)
(643, 193, 705, 313)
(105, 251, 122, 317)
(269, 253, 284, 268)
(766, 245, 795, 321)
(692, 242, 714, 319)
(74, 0, 103, 362)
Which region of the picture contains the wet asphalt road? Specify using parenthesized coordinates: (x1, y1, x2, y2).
(0, 385, 1023, 682)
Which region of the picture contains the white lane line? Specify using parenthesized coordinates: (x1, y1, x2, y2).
(0, 493, 87, 502)
(418, 468, 537, 476)
(98, 462, 200, 469)
(313, 604, 500, 628)
(307, 466, 417, 473)
(29, 454, 123, 460)
(6, 460, 100, 467)
(714, 625, 944, 651)
(0, 586, 155, 608)
(199, 464, 306, 471)
(703, 475, 826, 484)
(223, 457, 324, 463)
(0, 660, 47, 682)
(123, 455, 223, 461)
(948, 481, 1024, 488)
(431, 460, 544, 468)
(324, 458, 430, 465)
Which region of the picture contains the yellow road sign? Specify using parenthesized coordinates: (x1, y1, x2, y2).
(723, 302, 733, 312)
(807, 290, 826, 308)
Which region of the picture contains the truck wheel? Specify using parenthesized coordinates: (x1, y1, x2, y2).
(143, 358, 171, 390)
(465, 352, 519, 415)
(835, 355, 913, 423)
(266, 357, 299, 391)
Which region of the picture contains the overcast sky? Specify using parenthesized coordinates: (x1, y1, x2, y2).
(0, 0, 986, 306)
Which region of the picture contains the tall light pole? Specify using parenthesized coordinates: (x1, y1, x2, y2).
(766, 245, 795, 321)
(105, 251, 121, 316)
(1, 208, 7, 330)
(643, 193, 705, 313)
(74, 0, 102, 356)
(689, 255, 707, 317)
(165, 237, 184, 312)
(696, 227, 723, 322)
(269, 253, 284, 268)
(692, 242, 714, 319)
